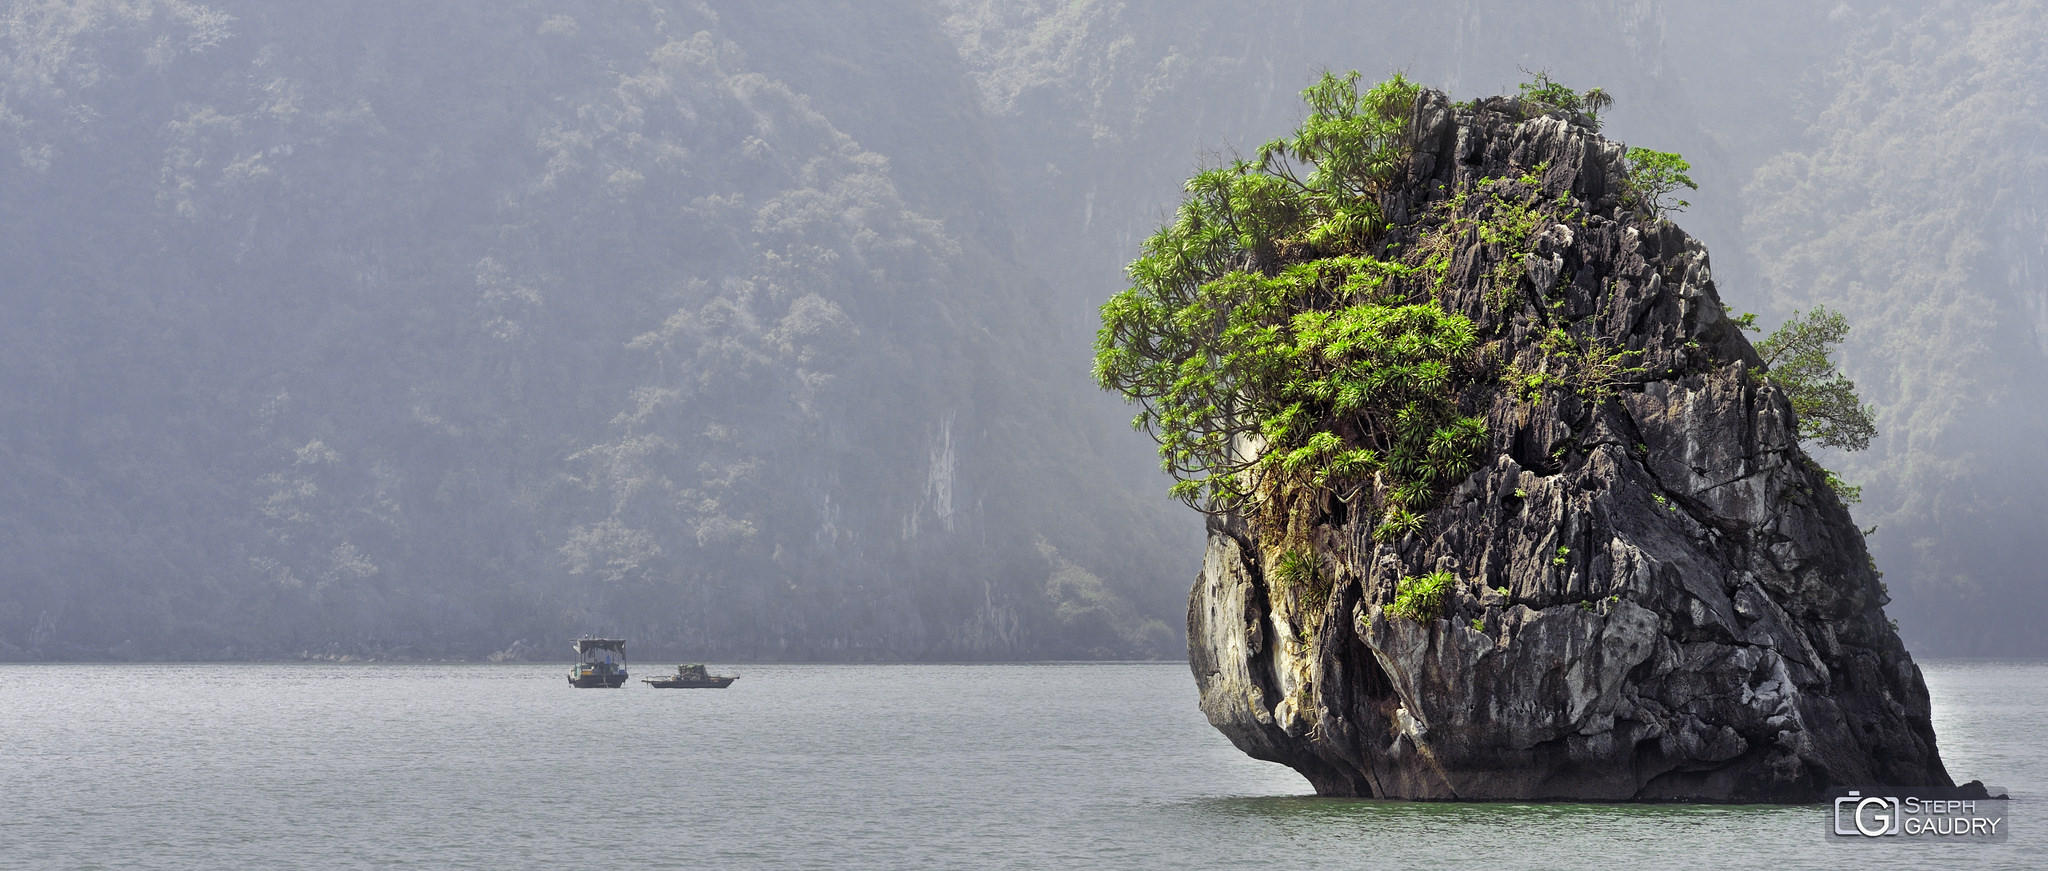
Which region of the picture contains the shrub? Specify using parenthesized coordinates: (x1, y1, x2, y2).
(1623, 147, 1697, 218)
(1273, 547, 1335, 612)
(1092, 72, 1488, 533)
(1388, 570, 1455, 623)
(1753, 306, 1877, 452)
(1515, 70, 1612, 126)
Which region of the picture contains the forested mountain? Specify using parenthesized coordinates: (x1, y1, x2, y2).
(1745, 0, 2048, 654)
(1, 0, 2041, 659)
(0, 0, 1189, 660)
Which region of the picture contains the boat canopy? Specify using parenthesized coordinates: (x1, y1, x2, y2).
(574, 638, 627, 654)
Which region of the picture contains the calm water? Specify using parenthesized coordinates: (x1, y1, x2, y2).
(0, 660, 2037, 870)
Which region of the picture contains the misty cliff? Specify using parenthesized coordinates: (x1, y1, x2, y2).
(1186, 90, 1951, 800)
(0, 1, 1190, 660)
(6, 1, 2048, 662)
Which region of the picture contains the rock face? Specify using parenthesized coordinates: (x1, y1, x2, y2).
(1187, 90, 1953, 801)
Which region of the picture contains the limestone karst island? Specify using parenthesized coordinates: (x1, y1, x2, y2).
(1094, 74, 1953, 801)
(10, 4, 2045, 867)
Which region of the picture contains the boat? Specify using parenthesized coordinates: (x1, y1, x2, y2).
(642, 663, 737, 689)
(568, 637, 628, 688)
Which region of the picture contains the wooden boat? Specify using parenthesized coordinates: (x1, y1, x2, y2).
(568, 637, 628, 688)
(643, 663, 737, 688)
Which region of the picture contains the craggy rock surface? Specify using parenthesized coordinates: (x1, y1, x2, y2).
(1188, 90, 1953, 801)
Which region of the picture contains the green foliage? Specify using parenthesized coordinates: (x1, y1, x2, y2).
(1095, 72, 1490, 529)
(1754, 306, 1878, 452)
(1409, 180, 1553, 315)
(1515, 325, 1647, 405)
(1824, 469, 1864, 504)
(1272, 547, 1334, 615)
(1623, 147, 1697, 218)
(1388, 570, 1455, 623)
(1515, 71, 1613, 126)
(1552, 545, 1570, 567)
(1273, 547, 1315, 589)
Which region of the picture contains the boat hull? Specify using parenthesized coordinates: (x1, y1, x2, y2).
(568, 673, 628, 688)
(642, 676, 736, 689)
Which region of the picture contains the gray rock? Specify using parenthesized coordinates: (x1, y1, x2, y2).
(1187, 91, 1951, 802)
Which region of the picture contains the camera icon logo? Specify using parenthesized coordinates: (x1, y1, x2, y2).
(1833, 790, 1901, 837)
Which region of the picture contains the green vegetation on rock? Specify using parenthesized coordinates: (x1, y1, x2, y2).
(1388, 570, 1455, 623)
(1623, 148, 1698, 218)
(1753, 306, 1878, 452)
(1092, 72, 1487, 542)
(1514, 71, 1613, 125)
(1272, 546, 1333, 621)
(1093, 70, 1723, 637)
(1733, 306, 1878, 503)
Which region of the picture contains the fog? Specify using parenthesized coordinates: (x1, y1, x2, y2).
(1, 0, 2038, 659)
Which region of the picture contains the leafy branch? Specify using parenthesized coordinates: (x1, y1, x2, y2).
(1094, 71, 1491, 531)
(1737, 306, 1878, 504)
(1751, 306, 1878, 452)
(1624, 147, 1697, 219)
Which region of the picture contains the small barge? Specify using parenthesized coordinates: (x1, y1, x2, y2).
(643, 663, 737, 689)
